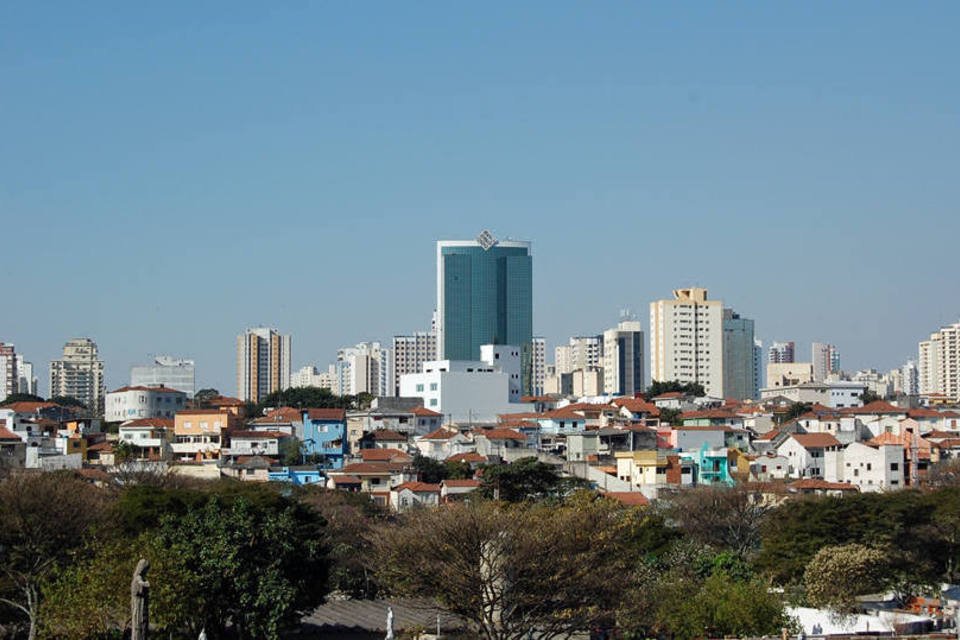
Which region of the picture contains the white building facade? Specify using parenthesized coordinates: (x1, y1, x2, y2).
(105, 385, 188, 422)
(650, 288, 724, 397)
(603, 320, 644, 397)
(392, 331, 437, 397)
(131, 356, 196, 398)
(49, 338, 105, 414)
(919, 320, 960, 401)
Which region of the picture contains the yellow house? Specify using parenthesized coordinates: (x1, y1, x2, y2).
(615, 450, 661, 487)
(173, 409, 236, 462)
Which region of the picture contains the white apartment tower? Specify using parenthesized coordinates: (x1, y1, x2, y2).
(49, 338, 105, 413)
(337, 342, 390, 397)
(0, 343, 16, 402)
(236, 328, 291, 403)
(919, 320, 960, 401)
(650, 288, 724, 398)
(131, 356, 196, 398)
(532, 337, 546, 396)
(16, 355, 37, 396)
(768, 341, 796, 364)
(602, 321, 644, 396)
(555, 336, 603, 375)
(392, 330, 437, 397)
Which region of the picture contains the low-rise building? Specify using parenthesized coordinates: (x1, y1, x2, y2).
(823, 441, 905, 492)
(105, 385, 187, 422)
(172, 409, 237, 462)
(118, 417, 173, 461)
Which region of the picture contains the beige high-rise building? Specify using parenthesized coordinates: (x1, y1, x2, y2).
(532, 337, 546, 396)
(392, 331, 437, 397)
(555, 336, 603, 375)
(919, 320, 960, 401)
(236, 328, 291, 403)
(649, 288, 724, 397)
(49, 338, 105, 414)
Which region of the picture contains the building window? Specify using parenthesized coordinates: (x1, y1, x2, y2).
(416, 384, 424, 392)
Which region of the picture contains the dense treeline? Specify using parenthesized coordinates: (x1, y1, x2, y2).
(3, 466, 960, 640)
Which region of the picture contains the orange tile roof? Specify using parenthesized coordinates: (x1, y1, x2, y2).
(368, 429, 407, 441)
(842, 401, 907, 415)
(421, 427, 459, 440)
(442, 479, 481, 488)
(339, 462, 403, 475)
(789, 479, 859, 492)
(209, 396, 244, 406)
(497, 419, 539, 429)
(866, 432, 902, 446)
(445, 452, 486, 463)
(498, 412, 543, 421)
(230, 430, 289, 439)
(680, 409, 740, 420)
(602, 491, 650, 506)
(394, 481, 441, 493)
(121, 418, 174, 429)
(411, 406, 442, 417)
(2, 401, 57, 413)
(304, 408, 347, 421)
(360, 448, 411, 462)
(0, 425, 21, 441)
(653, 392, 684, 399)
(790, 433, 841, 449)
(755, 429, 781, 441)
(331, 475, 361, 485)
(109, 385, 185, 395)
(252, 407, 303, 423)
(612, 397, 661, 416)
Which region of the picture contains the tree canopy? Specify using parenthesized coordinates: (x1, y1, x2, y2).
(0, 393, 44, 406)
(646, 380, 706, 398)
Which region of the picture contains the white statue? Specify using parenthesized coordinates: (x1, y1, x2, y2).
(386, 606, 395, 640)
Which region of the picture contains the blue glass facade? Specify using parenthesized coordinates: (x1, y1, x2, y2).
(438, 241, 533, 393)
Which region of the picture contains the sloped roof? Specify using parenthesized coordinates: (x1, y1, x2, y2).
(340, 461, 407, 475)
(420, 427, 459, 440)
(441, 479, 480, 488)
(755, 429, 781, 442)
(230, 430, 288, 439)
(410, 406, 442, 417)
(601, 491, 650, 506)
(109, 385, 185, 395)
(681, 409, 740, 420)
(842, 401, 907, 415)
(612, 397, 661, 416)
(359, 448, 411, 462)
(2, 401, 57, 413)
(367, 429, 407, 441)
(121, 418, 174, 429)
(789, 479, 859, 492)
(0, 424, 21, 441)
(445, 452, 486, 464)
(394, 481, 441, 493)
(252, 407, 303, 424)
(790, 433, 841, 449)
(304, 408, 347, 421)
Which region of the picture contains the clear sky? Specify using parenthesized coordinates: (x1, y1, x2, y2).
(3, 2, 958, 395)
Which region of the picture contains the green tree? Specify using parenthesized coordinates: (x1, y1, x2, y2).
(646, 381, 706, 398)
(804, 544, 892, 612)
(194, 388, 221, 406)
(0, 472, 108, 640)
(279, 436, 303, 466)
(478, 457, 587, 502)
(260, 386, 350, 410)
(658, 407, 682, 425)
(413, 454, 448, 484)
(0, 393, 45, 406)
(859, 389, 882, 404)
(47, 396, 87, 409)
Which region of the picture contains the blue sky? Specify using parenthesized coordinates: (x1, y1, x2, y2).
(3, 2, 958, 395)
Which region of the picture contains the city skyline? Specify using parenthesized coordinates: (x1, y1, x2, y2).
(4, 4, 959, 393)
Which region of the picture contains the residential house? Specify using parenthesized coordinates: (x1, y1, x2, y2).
(776, 433, 842, 478)
(172, 409, 237, 462)
(117, 417, 173, 461)
(390, 481, 441, 511)
(473, 428, 530, 461)
(440, 478, 481, 502)
(301, 408, 348, 470)
(415, 426, 474, 460)
(823, 441, 905, 492)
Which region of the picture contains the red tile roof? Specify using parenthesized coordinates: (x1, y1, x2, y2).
(0, 425, 21, 441)
(612, 397, 661, 416)
(340, 461, 407, 475)
(790, 433, 841, 449)
(209, 396, 244, 406)
(420, 427, 459, 440)
(866, 432, 902, 446)
(445, 452, 486, 463)
(368, 429, 407, 441)
(230, 430, 288, 439)
(680, 409, 740, 420)
(252, 407, 303, 424)
(331, 475, 361, 485)
(653, 392, 684, 399)
(474, 428, 525, 441)
(359, 448, 411, 462)
(394, 481, 441, 493)
(122, 418, 175, 429)
(109, 385, 185, 395)
(2, 401, 57, 413)
(602, 491, 650, 506)
(755, 429, 781, 442)
(497, 419, 539, 429)
(442, 479, 481, 488)
(842, 401, 907, 415)
(304, 408, 347, 421)
(411, 406, 442, 417)
(789, 479, 859, 492)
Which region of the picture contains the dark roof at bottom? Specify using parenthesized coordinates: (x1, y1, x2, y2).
(302, 598, 465, 634)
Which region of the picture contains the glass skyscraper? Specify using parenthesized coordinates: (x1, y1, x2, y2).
(436, 236, 533, 393)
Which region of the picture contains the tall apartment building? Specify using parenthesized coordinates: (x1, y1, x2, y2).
(392, 330, 437, 397)
(602, 321, 644, 397)
(16, 355, 37, 395)
(0, 343, 16, 402)
(291, 365, 339, 393)
(555, 336, 603, 375)
(753, 339, 764, 400)
(532, 337, 546, 396)
(812, 343, 841, 382)
(768, 341, 796, 364)
(436, 232, 533, 394)
(337, 342, 390, 397)
(901, 360, 919, 397)
(49, 338, 105, 413)
(919, 320, 960, 401)
(236, 328, 291, 403)
(131, 356, 196, 397)
(722, 310, 757, 400)
(649, 288, 724, 398)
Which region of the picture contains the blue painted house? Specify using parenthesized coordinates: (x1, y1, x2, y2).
(268, 466, 325, 486)
(300, 408, 348, 470)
